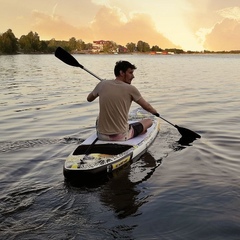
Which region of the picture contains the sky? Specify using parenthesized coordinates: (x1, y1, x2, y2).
(0, 0, 240, 51)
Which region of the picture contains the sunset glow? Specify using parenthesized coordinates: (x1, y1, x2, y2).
(0, 0, 240, 51)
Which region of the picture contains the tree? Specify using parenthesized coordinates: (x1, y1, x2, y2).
(165, 48, 184, 54)
(151, 45, 162, 52)
(137, 40, 150, 52)
(126, 42, 136, 52)
(85, 43, 93, 50)
(47, 38, 57, 52)
(69, 37, 77, 51)
(0, 29, 18, 54)
(76, 39, 86, 51)
(39, 40, 48, 53)
(19, 31, 40, 53)
(102, 41, 117, 53)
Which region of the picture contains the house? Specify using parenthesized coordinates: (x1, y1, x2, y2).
(92, 40, 113, 52)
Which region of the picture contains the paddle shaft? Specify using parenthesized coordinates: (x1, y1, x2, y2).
(55, 47, 102, 81)
(158, 116, 176, 128)
(81, 67, 102, 82)
(84, 137, 98, 156)
(55, 47, 201, 140)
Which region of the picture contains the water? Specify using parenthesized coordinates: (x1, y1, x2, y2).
(0, 53, 240, 239)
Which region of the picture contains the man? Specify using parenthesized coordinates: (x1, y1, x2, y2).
(87, 60, 160, 141)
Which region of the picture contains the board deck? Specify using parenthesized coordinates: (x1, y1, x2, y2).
(63, 109, 160, 180)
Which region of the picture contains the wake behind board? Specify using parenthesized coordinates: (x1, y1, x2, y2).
(64, 109, 160, 181)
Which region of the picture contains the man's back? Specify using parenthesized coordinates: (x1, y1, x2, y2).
(94, 80, 142, 135)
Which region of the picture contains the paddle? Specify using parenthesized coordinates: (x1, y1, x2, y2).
(154, 114, 201, 141)
(55, 47, 201, 141)
(80, 137, 98, 162)
(55, 47, 102, 81)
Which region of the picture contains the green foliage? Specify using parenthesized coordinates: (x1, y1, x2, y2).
(137, 40, 150, 52)
(0, 29, 189, 55)
(126, 42, 136, 52)
(102, 41, 117, 53)
(0, 29, 18, 54)
(165, 48, 184, 54)
(151, 45, 162, 51)
(19, 31, 40, 53)
(68, 37, 77, 51)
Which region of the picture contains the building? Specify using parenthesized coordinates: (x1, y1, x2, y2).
(92, 40, 113, 53)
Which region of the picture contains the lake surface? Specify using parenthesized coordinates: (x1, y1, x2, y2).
(0, 53, 240, 239)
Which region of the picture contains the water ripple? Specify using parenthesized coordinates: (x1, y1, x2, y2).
(1, 54, 240, 240)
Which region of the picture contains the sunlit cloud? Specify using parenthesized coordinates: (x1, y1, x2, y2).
(90, 6, 177, 48)
(217, 7, 240, 21)
(32, 6, 177, 49)
(204, 18, 240, 51)
(1, 0, 240, 51)
(51, 3, 58, 18)
(202, 6, 240, 51)
(32, 10, 93, 41)
(196, 27, 213, 47)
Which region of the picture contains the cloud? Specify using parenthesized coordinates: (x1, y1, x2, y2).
(32, 6, 178, 49)
(204, 18, 240, 51)
(3, 0, 239, 51)
(182, 3, 240, 51)
(90, 6, 177, 48)
(217, 7, 240, 20)
(202, 6, 240, 51)
(32, 10, 93, 41)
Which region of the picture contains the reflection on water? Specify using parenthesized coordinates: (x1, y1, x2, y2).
(65, 151, 162, 219)
(0, 54, 240, 239)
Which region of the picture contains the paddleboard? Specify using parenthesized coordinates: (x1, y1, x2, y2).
(64, 108, 160, 181)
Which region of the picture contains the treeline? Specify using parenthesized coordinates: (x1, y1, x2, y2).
(0, 29, 184, 54)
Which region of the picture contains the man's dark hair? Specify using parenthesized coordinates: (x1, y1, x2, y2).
(114, 61, 137, 77)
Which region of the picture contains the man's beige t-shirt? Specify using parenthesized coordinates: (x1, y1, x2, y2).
(92, 80, 142, 135)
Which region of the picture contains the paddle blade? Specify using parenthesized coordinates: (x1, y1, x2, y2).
(55, 47, 83, 68)
(175, 125, 201, 141)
